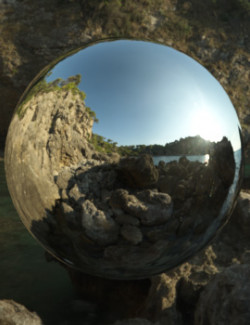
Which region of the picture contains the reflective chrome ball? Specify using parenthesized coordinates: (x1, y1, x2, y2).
(5, 40, 243, 279)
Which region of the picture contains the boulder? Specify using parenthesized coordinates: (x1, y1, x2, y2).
(81, 199, 119, 245)
(109, 189, 173, 226)
(233, 190, 250, 235)
(0, 300, 42, 325)
(194, 264, 250, 325)
(118, 154, 159, 188)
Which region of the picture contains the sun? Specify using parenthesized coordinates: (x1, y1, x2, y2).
(190, 108, 223, 142)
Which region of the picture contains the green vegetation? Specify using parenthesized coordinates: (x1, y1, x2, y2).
(91, 134, 118, 153)
(16, 74, 98, 124)
(86, 107, 99, 123)
(89, 135, 212, 156)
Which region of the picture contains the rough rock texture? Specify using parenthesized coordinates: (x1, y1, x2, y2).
(0, 300, 43, 325)
(58, 189, 250, 325)
(194, 264, 250, 325)
(4, 88, 94, 229)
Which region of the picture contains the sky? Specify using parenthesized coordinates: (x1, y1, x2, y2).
(46, 40, 242, 151)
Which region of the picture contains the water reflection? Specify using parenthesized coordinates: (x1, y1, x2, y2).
(5, 39, 243, 279)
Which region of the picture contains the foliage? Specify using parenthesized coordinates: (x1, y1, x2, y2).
(16, 74, 98, 124)
(86, 107, 99, 123)
(89, 134, 212, 157)
(90, 133, 118, 153)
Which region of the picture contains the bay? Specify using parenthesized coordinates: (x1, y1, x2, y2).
(153, 154, 209, 165)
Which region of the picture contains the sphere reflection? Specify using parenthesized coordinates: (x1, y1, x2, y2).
(5, 40, 243, 279)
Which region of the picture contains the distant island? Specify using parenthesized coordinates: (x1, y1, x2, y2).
(90, 134, 213, 157)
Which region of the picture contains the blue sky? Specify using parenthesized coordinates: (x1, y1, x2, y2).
(46, 40, 241, 151)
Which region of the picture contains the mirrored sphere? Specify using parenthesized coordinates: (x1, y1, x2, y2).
(5, 39, 243, 279)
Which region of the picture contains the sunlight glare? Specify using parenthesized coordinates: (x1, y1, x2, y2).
(190, 108, 223, 142)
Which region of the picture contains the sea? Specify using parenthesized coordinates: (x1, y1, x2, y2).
(0, 160, 75, 324)
(153, 154, 210, 165)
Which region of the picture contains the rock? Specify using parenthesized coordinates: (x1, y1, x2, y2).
(81, 200, 119, 245)
(233, 191, 250, 235)
(209, 136, 235, 187)
(68, 183, 86, 203)
(179, 156, 189, 166)
(121, 225, 143, 245)
(157, 175, 176, 195)
(0, 300, 42, 325)
(118, 154, 159, 188)
(194, 264, 250, 325)
(109, 189, 173, 226)
(60, 201, 79, 228)
(136, 190, 173, 226)
(55, 167, 75, 190)
(142, 273, 183, 325)
(115, 214, 140, 226)
(109, 189, 148, 216)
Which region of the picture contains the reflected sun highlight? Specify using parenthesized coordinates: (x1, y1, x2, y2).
(190, 108, 223, 142)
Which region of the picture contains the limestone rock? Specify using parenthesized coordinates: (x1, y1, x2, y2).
(233, 191, 250, 235)
(81, 200, 119, 245)
(194, 264, 250, 325)
(142, 273, 183, 325)
(55, 167, 75, 190)
(0, 300, 42, 325)
(109, 189, 173, 226)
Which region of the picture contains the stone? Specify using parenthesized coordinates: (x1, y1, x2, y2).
(109, 189, 147, 215)
(68, 183, 86, 203)
(110, 189, 173, 226)
(115, 214, 140, 226)
(55, 167, 75, 190)
(0, 300, 42, 325)
(194, 264, 250, 325)
(121, 225, 143, 245)
(118, 154, 159, 188)
(233, 191, 250, 235)
(209, 136, 235, 187)
(142, 273, 182, 325)
(157, 175, 176, 195)
(136, 190, 173, 226)
(81, 200, 119, 245)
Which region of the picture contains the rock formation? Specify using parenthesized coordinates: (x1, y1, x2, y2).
(0, 300, 42, 325)
(194, 264, 250, 325)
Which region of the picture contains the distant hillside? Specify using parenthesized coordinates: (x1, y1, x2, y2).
(90, 134, 212, 156)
